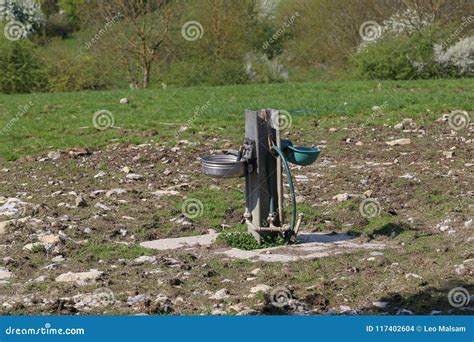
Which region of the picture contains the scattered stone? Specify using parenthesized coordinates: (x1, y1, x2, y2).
(386, 138, 411, 146)
(121, 166, 131, 173)
(339, 305, 352, 313)
(127, 294, 147, 306)
(23, 242, 53, 253)
(75, 195, 88, 208)
(152, 190, 180, 197)
(333, 193, 350, 202)
(329, 128, 337, 132)
(120, 98, 129, 104)
(0, 198, 34, 219)
(237, 309, 259, 316)
(55, 269, 103, 285)
(52, 255, 65, 263)
(464, 219, 473, 229)
(47, 150, 62, 160)
(106, 188, 127, 197)
(133, 255, 157, 265)
(38, 234, 61, 245)
(210, 288, 230, 300)
(126, 173, 144, 181)
(0, 220, 14, 235)
(33, 275, 48, 283)
(94, 171, 107, 178)
(250, 268, 261, 276)
(68, 148, 90, 158)
(454, 264, 466, 275)
(250, 284, 271, 294)
(405, 273, 422, 280)
(363, 190, 373, 198)
(370, 251, 384, 257)
(372, 301, 389, 308)
(442, 151, 454, 159)
(0, 267, 13, 283)
(95, 203, 112, 211)
(211, 309, 227, 315)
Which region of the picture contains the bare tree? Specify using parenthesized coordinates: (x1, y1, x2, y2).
(95, 0, 175, 88)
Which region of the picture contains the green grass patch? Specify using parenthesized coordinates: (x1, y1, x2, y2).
(75, 242, 155, 262)
(0, 79, 472, 160)
(217, 225, 288, 250)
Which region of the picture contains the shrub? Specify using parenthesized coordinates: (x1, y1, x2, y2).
(434, 36, 474, 77)
(42, 39, 111, 92)
(160, 59, 248, 87)
(0, 32, 47, 93)
(350, 27, 449, 80)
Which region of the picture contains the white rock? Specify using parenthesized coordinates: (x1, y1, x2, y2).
(126, 173, 144, 181)
(250, 284, 271, 294)
(33, 275, 48, 283)
(152, 190, 180, 197)
(0, 267, 13, 283)
(23, 242, 53, 253)
(386, 138, 411, 146)
(133, 255, 157, 265)
(47, 150, 61, 160)
(332, 193, 350, 202)
(454, 264, 466, 275)
(127, 294, 146, 306)
(0, 198, 31, 219)
(339, 305, 352, 313)
(464, 219, 473, 229)
(52, 255, 65, 262)
(106, 188, 127, 197)
(120, 98, 129, 104)
(405, 273, 422, 280)
(372, 301, 389, 308)
(370, 251, 384, 257)
(250, 268, 261, 276)
(38, 234, 61, 245)
(0, 220, 13, 235)
(55, 269, 103, 285)
(94, 171, 107, 178)
(210, 288, 230, 300)
(211, 309, 227, 315)
(442, 151, 454, 158)
(95, 203, 112, 211)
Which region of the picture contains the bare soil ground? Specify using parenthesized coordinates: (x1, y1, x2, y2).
(0, 115, 472, 315)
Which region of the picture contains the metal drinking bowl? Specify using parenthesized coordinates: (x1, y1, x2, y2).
(201, 154, 245, 178)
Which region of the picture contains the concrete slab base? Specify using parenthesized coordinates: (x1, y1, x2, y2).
(140, 231, 388, 262)
(219, 233, 386, 262)
(140, 233, 219, 251)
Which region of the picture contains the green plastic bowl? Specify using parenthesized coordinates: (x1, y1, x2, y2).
(283, 144, 320, 166)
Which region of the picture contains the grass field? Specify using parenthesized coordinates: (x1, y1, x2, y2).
(0, 79, 472, 315)
(0, 79, 472, 160)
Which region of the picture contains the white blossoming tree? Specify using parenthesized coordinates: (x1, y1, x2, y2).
(1, 0, 45, 38)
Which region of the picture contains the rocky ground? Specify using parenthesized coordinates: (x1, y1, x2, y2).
(0, 113, 472, 315)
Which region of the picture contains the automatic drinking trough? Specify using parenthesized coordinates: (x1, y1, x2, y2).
(201, 109, 320, 243)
